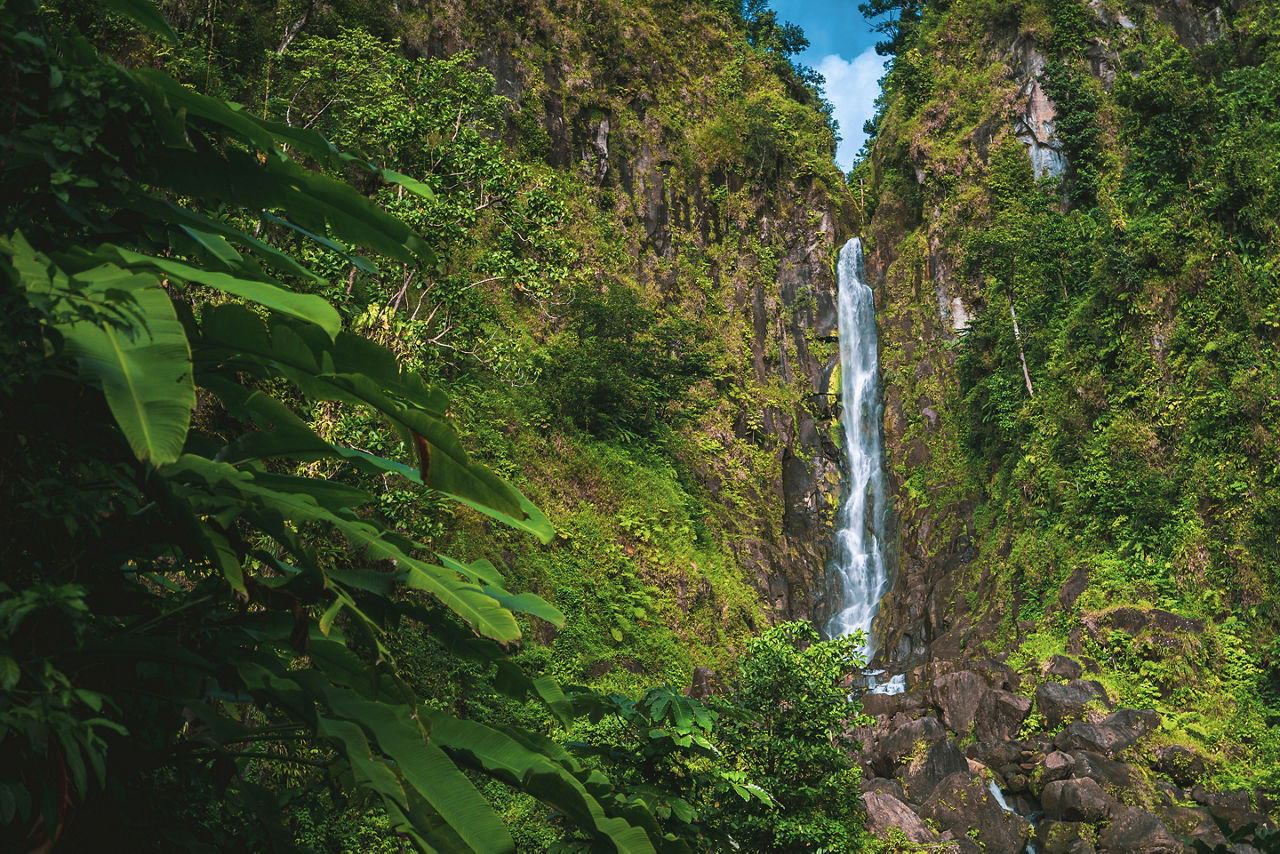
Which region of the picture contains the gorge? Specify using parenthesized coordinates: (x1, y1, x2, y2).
(1, 0, 1278, 850)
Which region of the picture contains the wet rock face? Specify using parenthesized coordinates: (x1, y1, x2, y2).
(725, 212, 849, 626)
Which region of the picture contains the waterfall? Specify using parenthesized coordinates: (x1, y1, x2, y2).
(825, 238, 896, 689)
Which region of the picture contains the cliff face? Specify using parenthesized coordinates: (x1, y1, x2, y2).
(400, 0, 858, 625)
(186, 0, 858, 654)
(863, 0, 1280, 794)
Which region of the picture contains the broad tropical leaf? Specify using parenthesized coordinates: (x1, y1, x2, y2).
(195, 305, 540, 524)
(38, 253, 195, 466)
(323, 689, 516, 854)
(98, 0, 176, 40)
(428, 712, 658, 854)
(101, 246, 342, 338)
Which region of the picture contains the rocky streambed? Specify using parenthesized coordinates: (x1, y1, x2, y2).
(854, 654, 1277, 853)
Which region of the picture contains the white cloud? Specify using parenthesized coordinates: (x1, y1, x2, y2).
(816, 48, 889, 172)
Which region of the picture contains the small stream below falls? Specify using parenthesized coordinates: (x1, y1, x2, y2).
(824, 237, 901, 694)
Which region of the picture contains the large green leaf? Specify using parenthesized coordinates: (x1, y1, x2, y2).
(3, 237, 193, 466)
(58, 263, 194, 465)
(144, 144, 436, 268)
(427, 711, 657, 854)
(323, 690, 515, 854)
(196, 306, 539, 524)
(161, 455, 532, 642)
(98, 0, 177, 40)
(122, 196, 324, 283)
(101, 245, 342, 338)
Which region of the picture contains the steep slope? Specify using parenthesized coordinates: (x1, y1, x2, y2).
(394, 0, 863, 677)
(857, 0, 1280, 842)
(110, 0, 861, 682)
(2, 0, 872, 848)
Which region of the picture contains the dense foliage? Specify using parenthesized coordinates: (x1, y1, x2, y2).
(865, 0, 1280, 794)
(1, 0, 868, 849)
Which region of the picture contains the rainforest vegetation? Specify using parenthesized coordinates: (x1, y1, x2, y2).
(861, 0, 1280, 816)
(0, 0, 870, 850)
(3, 0, 1280, 849)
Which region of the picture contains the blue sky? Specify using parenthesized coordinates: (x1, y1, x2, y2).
(770, 0, 887, 171)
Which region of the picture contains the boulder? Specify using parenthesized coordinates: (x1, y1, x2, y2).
(1152, 744, 1206, 786)
(998, 763, 1025, 787)
(968, 658, 1022, 692)
(930, 670, 988, 733)
(1154, 780, 1184, 805)
(1035, 680, 1109, 730)
(861, 792, 940, 845)
(920, 772, 1031, 853)
(686, 666, 722, 699)
(899, 738, 970, 803)
(862, 687, 927, 718)
(872, 715, 946, 776)
(1158, 804, 1228, 849)
(974, 689, 1032, 742)
(1041, 777, 1120, 822)
(1085, 607, 1204, 646)
(1037, 820, 1099, 854)
(1043, 750, 1076, 785)
(1097, 807, 1182, 853)
(1004, 771, 1030, 793)
(1043, 654, 1085, 681)
(861, 777, 906, 800)
(938, 833, 983, 854)
(1055, 709, 1159, 756)
(1202, 790, 1271, 837)
(1070, 750, 1139, 790)
(968, 740, 1023, 767)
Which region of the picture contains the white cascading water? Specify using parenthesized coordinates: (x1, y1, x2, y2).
(825, 237, 900, 693)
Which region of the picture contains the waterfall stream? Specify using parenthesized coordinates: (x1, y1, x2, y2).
(824, 237, 901, 694)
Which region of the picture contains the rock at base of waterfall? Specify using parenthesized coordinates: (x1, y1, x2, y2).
(1054, 708, 1160, 756)
(974, 689, 1032, 742)
(919, 772, 1032, 853)
(1035, 680, 1111, 730)
(898, 738, 969, 803)
(929, 670, 987, 733)
(1041, 750, 1076, 785)
(870, 716, 947, 777)
(1096, 807, 1183, 853)
(862, 792, 940, 845)
(1036, 819, 1100, 854)
(1041, 777, 1120, 822)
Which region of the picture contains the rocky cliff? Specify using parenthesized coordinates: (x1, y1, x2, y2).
(857, 0, 1280, 843)
(407, 0, 859, 625)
